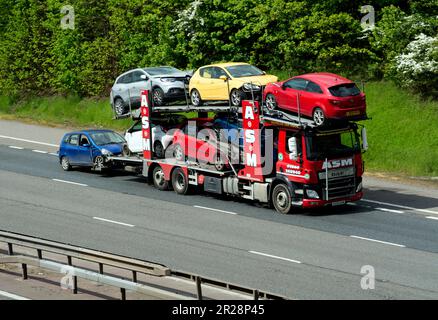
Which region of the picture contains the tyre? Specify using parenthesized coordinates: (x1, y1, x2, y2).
(272, 184, 293, 214)
(230, 89, 244, 107)
(154, 141, 165, 159)
(265, 94, 278, 111)
(152, 165, 169, 191)
(191, 89, 203, 106)
(152, 87, 165, 106)
(114, 98, 125, 117)
(94, 156, 104, 170)
(313, 107, 326, 127)
(172, 167, 190, 195)
(60, 156, 71, 171)
(173, 144, 185, 162)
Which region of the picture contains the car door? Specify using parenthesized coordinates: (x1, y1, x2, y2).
(130, 70, 150, 108)
(67, 134, 80, 164)
(197, 67, 215, 100)
(209, 67, 229, 100)
(277, 78, 308, 113)
(126, 121, 143, 153)
(76, 134, 93, 165)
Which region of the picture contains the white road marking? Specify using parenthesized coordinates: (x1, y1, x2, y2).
(194, 205, 238, 215)
(375, 207, 405, 214)
(0, 135, 58, 147)
(0, 290, 30, 300)
(8, 146, 24, 150)
(350, 235, 406, 248)
(93, 217, 135, 228)
(426, 216, 438, 221)
(362, 199, 438, 215)
(49, 153, 59, 156)
(249, 251, 302, 264)
(52, 179, 88, 187)
(32, 150, 48, 154)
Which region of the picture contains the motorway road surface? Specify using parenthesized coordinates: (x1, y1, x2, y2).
(1, 119, 438, 299)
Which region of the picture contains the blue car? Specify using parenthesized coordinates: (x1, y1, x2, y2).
(58, 130, 126, 171)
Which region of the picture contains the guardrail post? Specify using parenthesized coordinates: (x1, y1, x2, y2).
(7, 243, 13, 255)
(37, 249, 42, 259)
(132, 271, 137, 283)
(195, 276, 203, 300)
(120, 288, 126, 300)
(99, 263, 104, 275)
(72, 276, 78, 294)
(21, 264, 28, 280)
(253, 289, 259, 300)
(67, 256, 72, 266)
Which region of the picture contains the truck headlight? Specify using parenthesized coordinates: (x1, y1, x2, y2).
(243, 83, 261, 91)
(101, 148, 112, 156)
(306, 190, 320, 199)
(356, 182, 363, 193)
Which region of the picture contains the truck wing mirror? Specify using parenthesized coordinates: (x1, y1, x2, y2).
(288, 137, 298, 160)
(361, 127, 369, 152)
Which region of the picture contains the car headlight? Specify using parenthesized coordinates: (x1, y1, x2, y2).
(306, 189, 320, 199)
(161, 78, 176, 83)
(243, 83, 261, 91)
(101, 148, 112, 156)
(356, 182, 363, 193)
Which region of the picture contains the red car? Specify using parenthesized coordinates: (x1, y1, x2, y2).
(172, 119, 230, 171)
(263, 73, 367, 126)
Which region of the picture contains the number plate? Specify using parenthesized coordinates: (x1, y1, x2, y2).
(332, 201, 346, 206)
(347, 111, 360, 117)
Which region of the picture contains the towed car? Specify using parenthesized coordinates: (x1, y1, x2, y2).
(263, 72, 367, 126)
(58, 130, 127, 171)
(189, 63, 278, 107)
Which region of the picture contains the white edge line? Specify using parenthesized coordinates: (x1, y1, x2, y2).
(32, 150, 48, 154)
(194, 205, 238, 215)
(0, 290, 30, 300)
(350, 235, 406, 248)
(249, 251, 302, 264)
(52, 179, 88, 187)
(0, 135, 58, 147)
(362, 199, 438, 215)
(8, 146, 24, 150)
(375, 207, 405, 214)
(93, 217, 135, 228)
(426, 216, 438, 221)
(49, 153, 59, 156)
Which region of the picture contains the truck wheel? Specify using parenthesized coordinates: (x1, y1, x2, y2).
(61, 156, 71, 171)
(272, 184, 293, 214)
(172, 167, 190, 195)
(152, 166, 169, 191)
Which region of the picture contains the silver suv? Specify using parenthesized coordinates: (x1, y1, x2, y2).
(110, 66, 191, 116)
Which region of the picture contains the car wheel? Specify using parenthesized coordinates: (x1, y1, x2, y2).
(272, 184, 293, 215)
(230, 89, 244, 107)
(94, 156, 104, 170)
(173, 144, 185, 162)
(60, 156, 71, 171)
(152, 165, 169, 191)
(172, 167, 190, 195)
(191, 89, 203, 106)
(313, 108, 326, 127)
(152, 87, 165, 106)
(265, 94, 278, 111)
(154, 141, 165, 159)
(114, 98, 125, 116)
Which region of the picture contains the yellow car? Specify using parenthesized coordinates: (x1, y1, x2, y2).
(189, 62, 278, 107)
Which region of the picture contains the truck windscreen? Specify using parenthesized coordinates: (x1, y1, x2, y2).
(306, 130, 360, 161)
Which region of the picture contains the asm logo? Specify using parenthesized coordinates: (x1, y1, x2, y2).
(322, 158, 353, 170)
(244, 104, 258, 167)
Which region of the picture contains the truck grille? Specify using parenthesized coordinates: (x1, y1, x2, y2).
(320, 176, 356, 200)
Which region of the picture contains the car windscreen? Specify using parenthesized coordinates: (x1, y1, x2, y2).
(306, 130, 360, 161)
(225, 65, 264, 78)
(144, 67, 180, 76)
(91, 132, 125, 146)
(329, 83, 361, 97)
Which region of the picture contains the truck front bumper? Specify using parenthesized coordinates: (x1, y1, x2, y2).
(301, 192, 363, 208)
